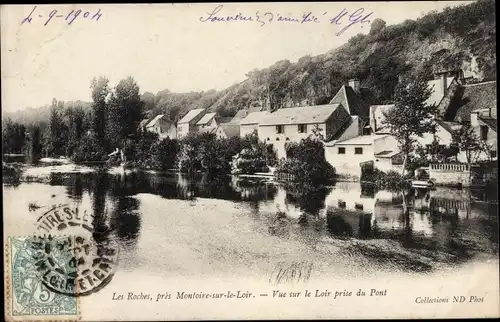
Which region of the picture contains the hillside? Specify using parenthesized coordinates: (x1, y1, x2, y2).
(3, 0, 496, 125)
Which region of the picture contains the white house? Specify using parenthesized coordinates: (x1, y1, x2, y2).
(256, 104, 350, 159)
(239, 111, 270, 138)
(144, 114, 177, 140)
(196, 112, 218, 130)
(177, 109, 206, 139)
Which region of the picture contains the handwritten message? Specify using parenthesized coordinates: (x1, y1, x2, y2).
(21, 6, 102, 26)
(199, 5, 374, 35)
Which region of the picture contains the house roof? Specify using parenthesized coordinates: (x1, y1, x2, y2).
(196, 112, 217, 125)
(259, 104, 343, 126)
(230, 110, 249, 123)
(334, 135, 374, 146)
(479, 117, 497, 132)
(330, 116, 357, 141)
(329, 85, 375, 118)
(240, 111, 270, 125)
(146, 114, 169, 128)
(374, 150, 401, 158)
(139, 118, 150, 128)
(218, 123, 240, 138)
(447, 81, 497, 122)
(178, 108, 205, 124)
(426, 77, 456, 107)
(248, 106, 265, 113)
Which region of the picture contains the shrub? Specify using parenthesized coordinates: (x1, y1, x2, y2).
(275, 137, 335, 186)
(72, 133, 107, 163)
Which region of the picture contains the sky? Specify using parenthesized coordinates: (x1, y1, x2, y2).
(1, 1, 473, 113)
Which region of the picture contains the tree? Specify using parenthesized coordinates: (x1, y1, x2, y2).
(2, 118, 26, 154)
(106, 77, 144, 148)
(369, 18, 386, 35)
(65, 105, 86, 157)
(451, 123, 487, 184)
(43, 98, 68, 156)
(452, 123, 484, 164)
(90, 76, 110, 145)
(382, 73, 438, 174)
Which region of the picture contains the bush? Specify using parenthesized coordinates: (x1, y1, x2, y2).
(231, 148, 268, 174)
(149, 138, 179, 171)
(2, 162, 23, 185)
(72, 133, 107, 163)
(275, 137, 335, 186)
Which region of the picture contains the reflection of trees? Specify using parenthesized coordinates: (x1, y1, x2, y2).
(283, 183, 330, 216)
(90, 172, 110, 241)
(231, 178, 278, 202)
(66, 173, 83, 202)
(109, 197, 141, 246)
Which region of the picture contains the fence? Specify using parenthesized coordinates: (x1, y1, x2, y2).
(430, 163, 470, 172)
(275, 173, 296, 181)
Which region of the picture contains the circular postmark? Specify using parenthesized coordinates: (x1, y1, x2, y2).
(29, 204, 119, 296)
(27, 234, 118, 296)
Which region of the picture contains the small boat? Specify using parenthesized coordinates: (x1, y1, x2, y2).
(412, 180, 435, 189)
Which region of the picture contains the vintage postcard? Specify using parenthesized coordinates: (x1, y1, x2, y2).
(2, 2, 499, 320)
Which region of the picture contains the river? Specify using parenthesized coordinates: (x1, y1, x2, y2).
(3, 165, 499, 284)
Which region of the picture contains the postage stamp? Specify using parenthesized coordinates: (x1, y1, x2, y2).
(5, 205, 120, 321)
(6, 236, 79, 320)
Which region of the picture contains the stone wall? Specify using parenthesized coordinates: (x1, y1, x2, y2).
(429, 163, 470, 186)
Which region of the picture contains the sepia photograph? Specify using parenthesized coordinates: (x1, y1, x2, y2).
(2, 1, 498, 320)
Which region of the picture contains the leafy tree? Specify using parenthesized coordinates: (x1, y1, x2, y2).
(452, 123, 484, 165)
(382, 73, 438, 174)
(2, 118, 26, 154)
(106, 77, 144, 149)
(90, 76, 110, 146)
(65, 105, 86, 156)
(369, 18, 386, 35)
(72, 132, 108, 163)
(277, 136, 335, 186)
(43, 99, 68, 156)
(149, 137, 180, 171)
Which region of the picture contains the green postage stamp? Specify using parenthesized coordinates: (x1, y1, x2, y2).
(6, 236, 79, 320)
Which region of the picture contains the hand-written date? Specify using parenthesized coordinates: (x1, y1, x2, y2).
(21, 5, 102, 26)
(199, 4, 374, 35)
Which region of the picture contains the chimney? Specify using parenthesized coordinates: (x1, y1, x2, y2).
(440, 72, 448, 97)
(348, 79, 360, 93)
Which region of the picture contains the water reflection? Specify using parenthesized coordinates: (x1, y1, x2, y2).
(18, 171, 499, 272)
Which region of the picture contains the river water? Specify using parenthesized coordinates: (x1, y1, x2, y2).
(3, 166, 499, 283)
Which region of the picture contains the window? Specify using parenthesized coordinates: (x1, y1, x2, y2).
(491, 150, 497, 158)
(338, 147, 345, 154)
(355, 147, 363, 155)
(276, 125, 284, 134)
(480, 126, 488, 140)
(298, 124, 307, 133)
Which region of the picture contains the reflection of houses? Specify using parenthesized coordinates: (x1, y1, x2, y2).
(144, 114, 177, 139)
(176, 109, 206, 139)
(324, 183, 376, 214)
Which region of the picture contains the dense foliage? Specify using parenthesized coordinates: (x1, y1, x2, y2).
(382, 72, 438, 173)
(276, 137, 335, 186)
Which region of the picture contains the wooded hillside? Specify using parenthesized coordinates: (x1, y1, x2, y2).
(4, 0, 495, 125)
